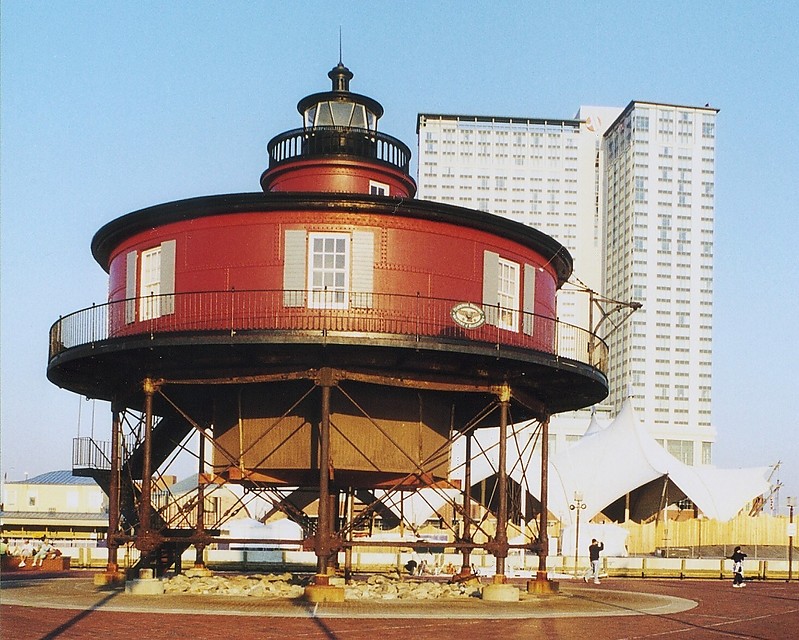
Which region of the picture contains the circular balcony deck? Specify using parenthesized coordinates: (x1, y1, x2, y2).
(48, 290, 608, 418)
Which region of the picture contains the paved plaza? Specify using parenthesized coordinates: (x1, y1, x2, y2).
(2, 573, 798, 639)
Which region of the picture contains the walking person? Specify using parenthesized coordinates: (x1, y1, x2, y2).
(730, 545, 747, 588)
(584, 538, 604, 584)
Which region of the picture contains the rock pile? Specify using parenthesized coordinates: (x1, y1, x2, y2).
(345, 573, 481, 600)
(164, 571, 304, 598)
(162, 570, 482, 600)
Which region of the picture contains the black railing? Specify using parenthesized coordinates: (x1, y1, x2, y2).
(73, 436, 136, 471)
(73, 437, 112, 471)
(50, 290, 608, 374)
(267, 126, 412, 173)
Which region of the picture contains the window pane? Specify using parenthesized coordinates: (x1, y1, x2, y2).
(351, 105, 367, 128)
(330, 102, 354, 126)
(316, 103, 334, 126)
(304, 106, 317, 128)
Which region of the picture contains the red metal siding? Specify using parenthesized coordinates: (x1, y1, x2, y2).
(109, 212, 555, 307)
(263, 158, 416, 198)
(106, 209, 560, 353)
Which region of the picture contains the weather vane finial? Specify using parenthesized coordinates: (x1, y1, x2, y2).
(339, 26, 343, 64)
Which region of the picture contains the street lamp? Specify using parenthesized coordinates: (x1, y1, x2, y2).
(788, 496, 796, 582)
(570, 490, 587, 577)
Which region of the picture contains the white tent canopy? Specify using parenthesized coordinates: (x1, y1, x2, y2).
(448, 399, 771, 525)
(223, 517, 303, 549)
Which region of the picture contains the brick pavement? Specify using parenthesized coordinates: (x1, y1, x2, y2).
(2, 575, 798, 639)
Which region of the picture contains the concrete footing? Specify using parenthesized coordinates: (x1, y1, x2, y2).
(125, 578, 165, 595)
(304, 584, 346, 602)
(125, 568, 165, 595)
(94, 571, 126, 587)
(527, 578, 560, 595)
(481, 583, 520, 602)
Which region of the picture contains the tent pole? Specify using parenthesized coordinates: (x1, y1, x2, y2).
(625, 492, 630, 523)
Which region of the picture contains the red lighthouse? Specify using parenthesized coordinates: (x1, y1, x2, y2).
(48, 62, 608, 594)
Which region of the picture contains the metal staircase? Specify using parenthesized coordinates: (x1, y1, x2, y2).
(73, 412, 196, 576)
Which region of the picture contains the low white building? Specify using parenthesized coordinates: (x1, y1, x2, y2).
(1, 470, 108, 540)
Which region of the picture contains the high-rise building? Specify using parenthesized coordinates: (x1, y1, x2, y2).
(417, 101, 719, 466)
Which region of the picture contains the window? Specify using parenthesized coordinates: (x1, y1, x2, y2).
(127, 240, 176, 323)
(66, 490, 79, 510)
(369, 180, 389, 196)
(666, 439, 695, 465)
(701, 442, 712, 465)
(139, 246, 162, 320)
(305, 100, 371, 129)
(308, 233, 349, 308)
(482, 252, 520, 331)
(497, 258, 519, 330)
(284, 230, 374, 309)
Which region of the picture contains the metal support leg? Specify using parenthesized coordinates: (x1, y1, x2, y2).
(537, 415, 551, 581)
(344, 486, 354, 582)
(460, 430, 473, 574)
(139, 379, 155, 537)
(494, 385, 510, 583)
(316, 372, 333, 581)
(303, 374, 345, 604)
(194, 427, 207, 569)
(107, 402, 122, 574)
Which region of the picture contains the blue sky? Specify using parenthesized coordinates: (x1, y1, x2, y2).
(2, 2, 797, 508)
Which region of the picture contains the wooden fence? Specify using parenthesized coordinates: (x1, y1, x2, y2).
(622, 512, 794, 556)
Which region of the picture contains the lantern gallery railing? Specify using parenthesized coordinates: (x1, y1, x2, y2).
(49, 290, 608, 373)
(267, 126, 412, 173)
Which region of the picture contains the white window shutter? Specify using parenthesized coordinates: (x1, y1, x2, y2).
(482, 250, 499, 326)
(523, 264, 536, 335)
(283, 230, 306, 307)
(160, 240, 176, 315)
(125, 250, 137, 324)
(351, 231, 374, 308)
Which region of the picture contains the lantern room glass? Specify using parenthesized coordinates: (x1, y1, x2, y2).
(304, 101, 374, 131)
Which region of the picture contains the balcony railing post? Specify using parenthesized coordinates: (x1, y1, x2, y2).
(230, 287, 235, 337)
(415, 292, 420, 341)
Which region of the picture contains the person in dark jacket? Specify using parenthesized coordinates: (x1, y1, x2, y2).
(731, 546, 747, 587)
(584, 539, 604, 584)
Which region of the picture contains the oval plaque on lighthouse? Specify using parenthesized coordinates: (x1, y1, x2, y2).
(450, 302, 486, 329)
